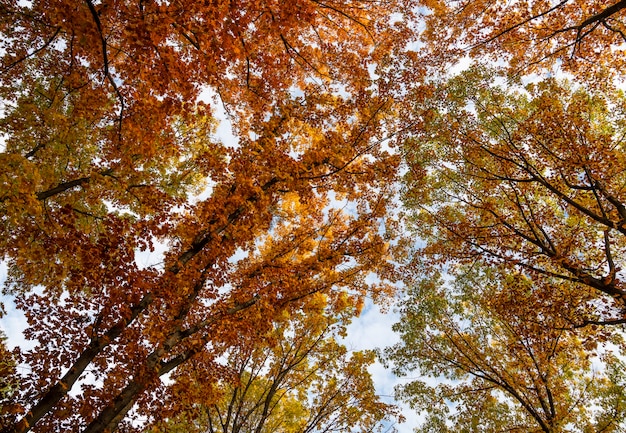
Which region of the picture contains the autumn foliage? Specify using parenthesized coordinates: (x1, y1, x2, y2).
(416, 0, 626, 78)
(388, 266, 626, 432)
(0, 1, 417, 432)
(149, 306, 400, 433)
(402, 68, 626, 324)
(389, 1, 626, 431)
(3, 0, 626, 432)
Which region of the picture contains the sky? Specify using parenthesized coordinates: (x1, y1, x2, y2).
(344, 300, 425, 432)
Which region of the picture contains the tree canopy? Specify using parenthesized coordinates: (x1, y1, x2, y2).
(388, 0, 626, 431)
(3, 0, 626, 432)
(149, 304, 400, 433)
(387, 265, 626, 432)
(0, 1, 416, 432)
(402, 68, 626, 323)
(415, 0, 626, 78)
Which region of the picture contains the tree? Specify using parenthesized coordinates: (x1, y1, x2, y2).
(414, 0, 626, 79)
(401, 67, 626, 324)
(386, 265, 626, 432)
(0, 1, 417, 432)
(0, 329, 19, 431)
(148, 302, 400, 433)
(384, 1, 626, 430)
(394, 63, 626, 429)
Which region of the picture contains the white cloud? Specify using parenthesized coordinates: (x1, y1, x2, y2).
(344, 299, 424, 432)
